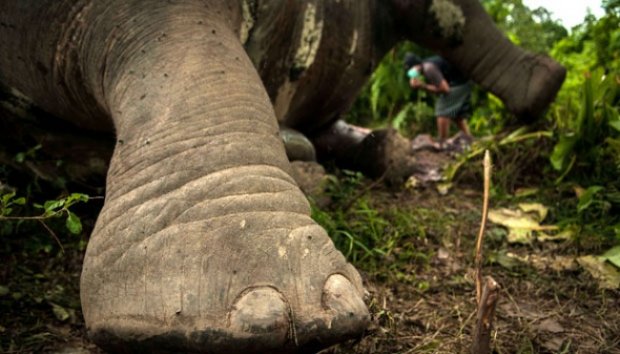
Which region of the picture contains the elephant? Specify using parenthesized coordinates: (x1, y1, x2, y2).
(0, 0, 565, 353)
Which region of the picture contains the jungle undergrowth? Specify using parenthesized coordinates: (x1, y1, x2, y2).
(0, 145, 102, 353)
(316, 161, 619, 354)
(311, 169, 457, 285)
(446, 126, 620, 253)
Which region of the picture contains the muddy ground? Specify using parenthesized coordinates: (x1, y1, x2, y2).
(1, 147, 619, 354)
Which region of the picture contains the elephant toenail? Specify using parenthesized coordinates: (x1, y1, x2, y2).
(322, 274, 370, 334)
(229, 287, 289, 341)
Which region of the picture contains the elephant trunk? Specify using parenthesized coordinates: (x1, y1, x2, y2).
(391, 0, 566, 119)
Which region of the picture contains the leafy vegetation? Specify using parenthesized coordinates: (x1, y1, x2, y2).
(0, 143, 99, 352)
(310, 170, 463, 291)
(342, 0, 620, 255)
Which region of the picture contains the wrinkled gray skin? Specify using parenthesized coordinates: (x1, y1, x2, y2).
(0, 0, 565, 353)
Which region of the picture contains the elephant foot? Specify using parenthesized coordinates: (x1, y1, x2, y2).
(88, 274, 367, 353)
(313, 120, 417, 183)
(81, 166, 369, 353)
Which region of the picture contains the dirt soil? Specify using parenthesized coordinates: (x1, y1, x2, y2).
(325, 191, 620, 354)
(1, 148, 619, 354)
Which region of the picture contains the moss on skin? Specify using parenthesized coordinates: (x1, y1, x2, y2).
(430, 0, 465, 40)
(292, 2, 324, 73)
(239, 0, 256, 45)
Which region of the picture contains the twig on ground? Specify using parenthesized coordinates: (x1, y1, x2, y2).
(342, 171, 387, 211)
(471, 150, 500, 354)
(472, 276, 500, 354)
(474, 150, 492, 304)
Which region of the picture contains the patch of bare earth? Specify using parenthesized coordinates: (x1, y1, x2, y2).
(324, 148, 620, 354)
(3, 149, 619, 354)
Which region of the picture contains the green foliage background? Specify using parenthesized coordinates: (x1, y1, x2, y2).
(344, 0, 620, 247)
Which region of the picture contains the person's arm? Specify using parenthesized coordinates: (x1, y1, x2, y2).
(410, 62, 450, 94)
(411, 78, 449, 94)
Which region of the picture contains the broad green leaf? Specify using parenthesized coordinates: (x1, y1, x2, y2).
(1, 192, 16, 206)
(507, 228, 534, 244)
(488, 208, 541, 230)
(391, 103, 411, 131)
(610, 119, 620, 132)
(66, 193, 89, 205)
(602, 246, 620, 269)
(573, 185, 586, 198)
(66, 211, 82, 235)
(518, 203, 549, 222)
(538, 229, 574, 242)
(51, 303, 71, 322)
(507, 31, 521, 45)
(14, 152, 25, 163)
(43, 199, 64, 212)
(13, 197, 26, 205)
(577, 185, 604, 213)
(550, 134, 578, 171)
(488, 207, 558, 244)
(0, 285, 9, 296)
(577, 255, 620, 289)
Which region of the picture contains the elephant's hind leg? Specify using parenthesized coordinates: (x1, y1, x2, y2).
(78, 1, 368, 353)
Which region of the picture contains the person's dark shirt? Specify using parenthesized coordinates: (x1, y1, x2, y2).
(422, 56, 468, 86)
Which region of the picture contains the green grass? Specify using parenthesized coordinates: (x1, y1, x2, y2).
(310, 170, 457, 283)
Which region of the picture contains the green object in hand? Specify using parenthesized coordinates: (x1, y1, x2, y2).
(407, 67, 422, 79)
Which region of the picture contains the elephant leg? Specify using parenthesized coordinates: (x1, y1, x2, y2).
(63, 2, 368, 353)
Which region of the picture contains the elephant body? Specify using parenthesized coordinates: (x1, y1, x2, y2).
(0, 1, 565, 353)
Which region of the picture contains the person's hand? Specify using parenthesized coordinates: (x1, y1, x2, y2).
(410, 78, 423, 89)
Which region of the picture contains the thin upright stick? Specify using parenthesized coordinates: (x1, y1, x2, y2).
(475, 150, 492, 304)
(472, 276, 499, 354)
(471, 150, 500, 354)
